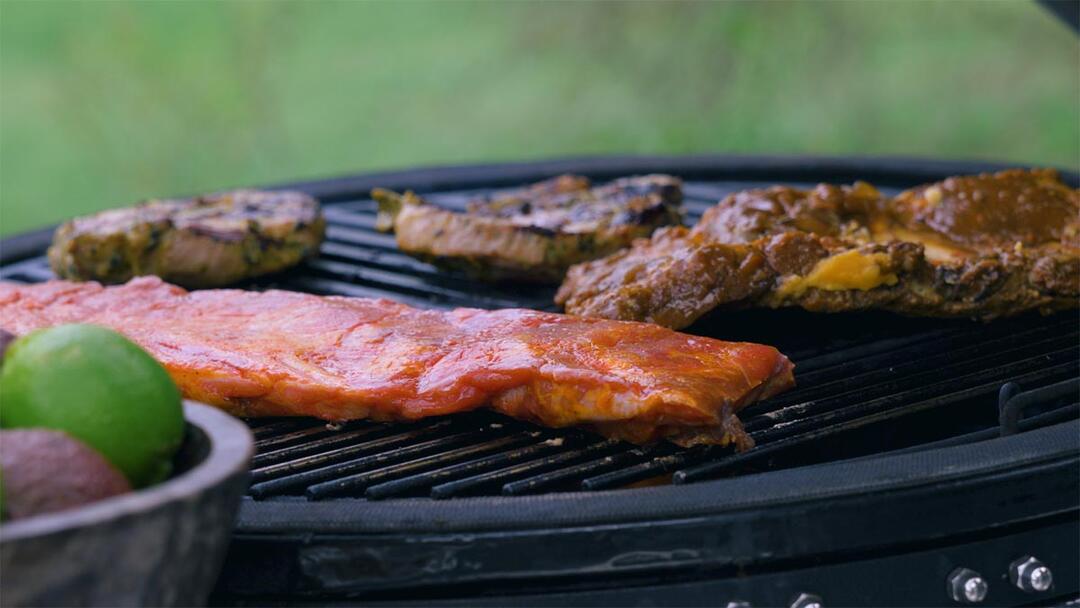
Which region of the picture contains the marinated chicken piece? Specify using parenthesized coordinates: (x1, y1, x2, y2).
(373, 174, 683, 282)
(0, 277, 795, 450)
(49, 190, 325, 288)
(557, 169, 1079, 328)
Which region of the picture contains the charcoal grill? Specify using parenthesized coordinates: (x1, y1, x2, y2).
(1, 155, 1077, 607)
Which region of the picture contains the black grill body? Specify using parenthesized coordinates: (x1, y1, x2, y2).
(1, 155, 1077, 607)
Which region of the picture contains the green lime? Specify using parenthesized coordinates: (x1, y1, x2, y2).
(0, 324, 183, 487)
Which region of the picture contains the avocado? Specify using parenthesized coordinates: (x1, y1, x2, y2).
(0, 429, 131, 520)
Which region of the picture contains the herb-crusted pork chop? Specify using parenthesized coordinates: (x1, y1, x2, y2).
(373, 174, 683, 283)
(557, 169, 1079, 328)
(49, 190, 325, 288)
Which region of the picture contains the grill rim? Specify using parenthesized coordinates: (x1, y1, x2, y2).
(217, 429, 1078, 600)
(268, 152, 1078, 201)
(233, 421, 1077, 535)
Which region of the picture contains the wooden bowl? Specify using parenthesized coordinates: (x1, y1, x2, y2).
(0, 401, 253, 607)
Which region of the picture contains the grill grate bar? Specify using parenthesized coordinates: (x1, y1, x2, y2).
(743, 339, 1078, 434)
(751, 348, 1077, 444)
(319, 241, 442, 277)
(674, 361, 1077, 483)
(306, 432, 539, 499)
(742, 325, 998, 416)
(278, 427, 495, 488)
(788, 327, 964, 375)
(251, 424, 390, 468)
(325, 225, 400, 250)
(248, 420, 457, 491)
(322, 207, 380, 230)
(501, 448, 653, 496)
(252, 424, 343, 451)
(249, 418, 322, 439)
(580, 447, 691, 491)
(363, 435, 562, 499)
(848, 401, 1079, 462)
(430, 439, 623, 499)
(305, 258, 527, 309)
(322, 199, 376, 214)
(316, 244, 555, 308)
(0, 260, 52, 283)
(319, 240, 554, 304)
(788, 314, 1072, 384)
(763, 326, 962, 378)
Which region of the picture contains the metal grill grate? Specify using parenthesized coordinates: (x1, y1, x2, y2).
(2, 178, 1076, 502)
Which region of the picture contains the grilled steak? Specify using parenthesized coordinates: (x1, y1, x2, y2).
(557, 169, 1079, 328)
(373, 174, 683, 282)
(49, 190, 325, 288)
(0, 277, 794, 450)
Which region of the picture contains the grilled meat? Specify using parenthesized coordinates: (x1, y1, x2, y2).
(0, 277, 794, 450)
(49, 190, 325, 288)
(557, 169, 1079, 328)
(373, 174, 683, 282)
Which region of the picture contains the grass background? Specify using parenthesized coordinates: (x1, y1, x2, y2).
(1, 1, 1077, 237)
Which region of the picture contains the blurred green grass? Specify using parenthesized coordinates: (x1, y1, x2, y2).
(1, 1, 1077, 237)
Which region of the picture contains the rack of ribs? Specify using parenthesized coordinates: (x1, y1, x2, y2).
(0, 277, 794, 450)
(557, 169, 1078, 329)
